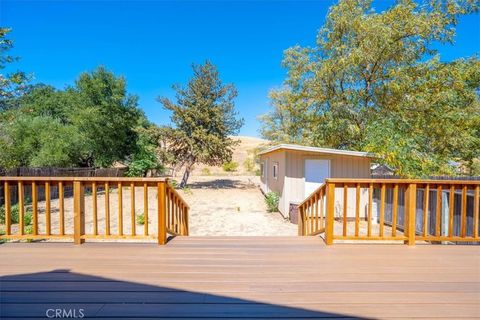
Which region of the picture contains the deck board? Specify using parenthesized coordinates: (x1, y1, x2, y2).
(1, 237, 479, 319)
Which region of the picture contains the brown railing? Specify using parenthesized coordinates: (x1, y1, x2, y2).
(166, 184, 189, 236)
(299, 179, 480, 245)
(0, 177, 189, 245)
(298, 183, 326, 236)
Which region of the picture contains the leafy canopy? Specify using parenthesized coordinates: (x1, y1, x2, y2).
(0, 67, 148, 169)
(158, 61, 244, 186)
(260, 0, 480, 177)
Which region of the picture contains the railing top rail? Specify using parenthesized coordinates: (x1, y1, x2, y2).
(299, 182, 326, 207)
(325, 178, 480, 185)
(166, 184, 190, 209)
(0, 176, 168, 183)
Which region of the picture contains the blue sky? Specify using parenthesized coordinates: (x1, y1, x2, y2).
(1, 0, 479, 137)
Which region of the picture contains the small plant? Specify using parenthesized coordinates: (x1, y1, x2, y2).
(169, 180, 178, 188)
(254, 168, 261, 176)
(182, 186, 193, 195)
(24, 212, 33, 226)
(136, 213, 145, 225)
(24, 225, 33, 235)
(265, 192, 280, 212)
(0, 204, 20, 224)
(243, 158, 255, 172)
(201, 167, 211, 176)
(222, 161, 239, 172)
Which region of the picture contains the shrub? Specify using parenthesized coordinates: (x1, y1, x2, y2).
(243, 158, 255, 172)
(136, 213, 145, 225)
(265, 192, 280, 212)
(169, 179, 178, 188)
(24, 212, 33, 226)
(182, 186, 192, 195)
(254, 168, 261, 176)
(201, 167, 211, 175)
(0, 204, 20, 224)
(222, 161, 238, 172)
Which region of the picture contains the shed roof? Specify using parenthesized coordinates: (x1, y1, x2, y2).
(258, 143, 374, 158)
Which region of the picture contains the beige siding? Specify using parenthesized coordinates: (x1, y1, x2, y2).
(261, 149, 372, 217)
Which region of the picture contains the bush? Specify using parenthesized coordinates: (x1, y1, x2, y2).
(254, 168, 261, 176)
(24, 212, 33, 226)
(243, 158, 255, 172)
(169, 179, 178, 188)
(0, 204, 20, 224)
(0, 204, 34, 225)
(265, 192, 280, 212)
(222, 161, 238, 172)
(201, 168, 211, 175)
(136, 213, 145, 225)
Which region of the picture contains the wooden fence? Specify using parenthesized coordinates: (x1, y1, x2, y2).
(0, 167, 126, 205)
(0, 177, 188, 244)
(298, 179, 480, 245)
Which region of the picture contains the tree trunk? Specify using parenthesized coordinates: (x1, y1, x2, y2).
(180, 162, 193, 188)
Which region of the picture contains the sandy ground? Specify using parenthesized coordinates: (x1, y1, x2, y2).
(178, 175, 297, 236)
(1, 175, 297, 237)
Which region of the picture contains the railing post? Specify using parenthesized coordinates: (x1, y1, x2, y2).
(73, 180, 85, 245)
(157, 181, 167, 245)
(405, 183, 417, 246)
(298, 206, 304, 236)
(325, 182, 335, 245)
(184, 206, 189, 236)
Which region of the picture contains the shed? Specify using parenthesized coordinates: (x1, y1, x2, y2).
(258, 144, 374, 218)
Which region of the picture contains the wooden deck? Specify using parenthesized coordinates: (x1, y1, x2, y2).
(1, 237, 479, 319)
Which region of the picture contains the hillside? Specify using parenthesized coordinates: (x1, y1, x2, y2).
(190, 136, 270, 176)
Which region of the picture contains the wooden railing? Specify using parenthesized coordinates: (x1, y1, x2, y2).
(298, 183, 326, 236)
(0, 177, 189, 245)
(166, 184, 189, 236)
(299, 179, 480, 245)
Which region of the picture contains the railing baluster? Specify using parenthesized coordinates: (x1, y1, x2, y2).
(367, 183, 373, 237)
(3, 182, 11, 235)
(392, 184, 398, 237)
(461, 185, 467, 238)
(315, 192, 319, 232)
(92, 182, 98, 236)
(355, 184, 360, 237)
(474, 185, 479, 239)
(131, 182, 136, 236)
(343, 184, 348, 237)
(309, 198, 314, 234)
(320, 188, 324, 230)
(105, 182, 110, 236)
(32, 182, 38, 235)
(423, 184, 429, 237)
(436, 185, 442, 237)
(118, 182, 123, 236)
(380, 183, 385, 237)
(184, 206, 189, 236)
(59, 182, 64, 236)
(18, 181, 24, 235)
(45, 182, 51, 235)
(448, 185, 454, 237)
(144, 183, 149, 236)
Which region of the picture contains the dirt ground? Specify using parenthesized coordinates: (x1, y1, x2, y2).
(178, 175, 297, 236)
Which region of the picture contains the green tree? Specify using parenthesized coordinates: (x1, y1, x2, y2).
(158, 61, 244, 187)
(261, 0, 480, 177)
(0, 67, 146, 169)
(0, 28, 29, 110)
